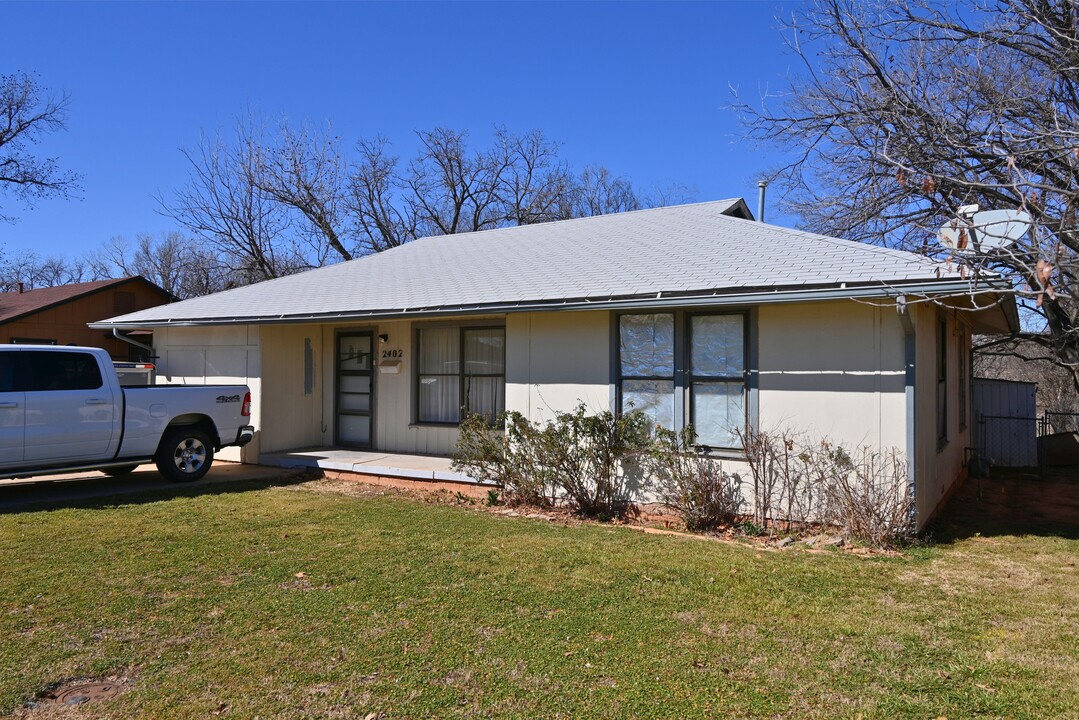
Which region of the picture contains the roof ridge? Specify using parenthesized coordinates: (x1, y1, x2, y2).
(401, 198, 748, 249)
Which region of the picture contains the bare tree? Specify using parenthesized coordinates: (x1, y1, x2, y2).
(346, 136, 418, 253)
(570, 165, 642, 217)
(493, 127, 574, 225)
(0, 249, 97, 291)
(162, 124, 306, 281)
(0, 72, 80, 222)
(737, 0, 1079, 387)
(90, 232, 229, 299)
(169, 115, 675, 275)
(256, 122, 352, 262)
(405, 127, 514, 237)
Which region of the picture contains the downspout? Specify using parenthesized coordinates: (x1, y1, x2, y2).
(896, 296, 918, 530)
(112, 328, 155, 358)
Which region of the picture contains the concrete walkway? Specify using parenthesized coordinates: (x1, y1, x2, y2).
(260, 448, 485, 484)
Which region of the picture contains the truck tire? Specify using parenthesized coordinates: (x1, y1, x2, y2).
(156, 427, 214, 483)
(102, 464, 139, 477)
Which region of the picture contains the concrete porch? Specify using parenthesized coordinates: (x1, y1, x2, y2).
(259, 448, 485, 485)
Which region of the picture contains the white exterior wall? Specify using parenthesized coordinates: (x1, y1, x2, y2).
(258, 324, 325, 453)
(756, 301, 906, 451)
(505, 311, 611, 423)
(913, 304, 971, 526)
(152, 325, 261, 462)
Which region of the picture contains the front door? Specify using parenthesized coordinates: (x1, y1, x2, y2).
(335, 331, 374, 448)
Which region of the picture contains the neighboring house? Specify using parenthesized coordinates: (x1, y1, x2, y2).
(93, 200, 1018, 530)
(1, 277, 174, 360)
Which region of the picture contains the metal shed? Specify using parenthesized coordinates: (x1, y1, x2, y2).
(972, 378, 1037, 467)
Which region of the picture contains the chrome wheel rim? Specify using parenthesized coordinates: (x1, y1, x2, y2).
(173, 438, 207, 475)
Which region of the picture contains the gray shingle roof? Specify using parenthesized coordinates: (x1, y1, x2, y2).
(97, 199, 962, 327)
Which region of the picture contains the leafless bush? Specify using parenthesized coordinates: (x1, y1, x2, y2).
(817, 444, 914, 549)
(739, 427, 819, 531)
(738, 428, 913, 547)
(649, 427, 744, 531)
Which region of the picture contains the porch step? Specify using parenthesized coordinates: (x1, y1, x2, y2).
(259, 449, 488, 485)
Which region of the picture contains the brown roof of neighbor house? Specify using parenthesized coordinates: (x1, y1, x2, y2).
(0, 277, 174, 326)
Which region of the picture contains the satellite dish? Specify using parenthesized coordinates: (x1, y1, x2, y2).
(938, 218, 971, 251)
(938, 209, 1032, 252)
(970, 209, 1032, 249)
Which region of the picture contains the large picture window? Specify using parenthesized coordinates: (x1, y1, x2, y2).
(417, 326, 505, 424)
(618, 312, 748, 449)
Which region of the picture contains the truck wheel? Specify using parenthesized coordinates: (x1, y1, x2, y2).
(156, 427, 214, 483)
(102, 464, 139, 477)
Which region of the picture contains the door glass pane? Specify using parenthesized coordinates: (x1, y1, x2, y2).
(464, 376, 504, 422)
(619, 314, 674, 377)
(338, 336, 371, 371)
(692, 382, 744, 447)
(691, 315, 744, 376)
(418, 375, 460, 423)
(338, 393, 370, 412)
(622, 379, 675, 430)
(463, 329, 505, 374)
(338, 414, 371, 444)
(339, 375, 371, 394)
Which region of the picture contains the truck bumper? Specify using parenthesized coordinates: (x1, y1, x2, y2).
(233, 425, 255, 447)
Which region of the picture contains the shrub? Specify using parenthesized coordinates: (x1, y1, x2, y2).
(816, 444, 914, 548)
(538, 404, 652, 519)
(739, 428, 915, 547)
(649, 426, 744, 531)
(452, 412, 554, 508)
(453, 405, 652, 518)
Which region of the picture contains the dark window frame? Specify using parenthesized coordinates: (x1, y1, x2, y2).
(958, 325, 968, 431)
(615, 312, 677, 430)
(937, 315, 949, 449)
(414, 324, 506, 426)
(686, 311, 750, 450)
(616, 310, 749, 452)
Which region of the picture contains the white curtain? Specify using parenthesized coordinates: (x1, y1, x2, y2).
(418, 328, 461, 422)
(463, 329, 505, 422)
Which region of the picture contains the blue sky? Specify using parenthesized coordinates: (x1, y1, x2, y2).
(2, 1, 802, 259)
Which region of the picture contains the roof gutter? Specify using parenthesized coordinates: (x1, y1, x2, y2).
(90, 278, 1010, 330)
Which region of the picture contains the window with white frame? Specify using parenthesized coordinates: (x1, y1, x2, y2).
(416, 326, 505, 424)
(618, 311, 748, 449)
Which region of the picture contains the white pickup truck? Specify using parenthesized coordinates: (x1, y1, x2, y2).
(0, 345, 254, 483)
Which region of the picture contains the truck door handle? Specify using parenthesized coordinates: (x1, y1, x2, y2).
(85, 398, 107, 405)
(0, 402, 18, 408)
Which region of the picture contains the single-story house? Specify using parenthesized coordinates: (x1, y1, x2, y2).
(93, 200, 1017, 530)
(1, 276, 174, 359)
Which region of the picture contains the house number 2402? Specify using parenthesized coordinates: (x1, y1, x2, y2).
(381, 349, 404, 359)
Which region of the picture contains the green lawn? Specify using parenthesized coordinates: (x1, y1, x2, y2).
(1, 477, 1077, 719)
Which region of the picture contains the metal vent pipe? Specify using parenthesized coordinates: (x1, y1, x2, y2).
(757, 181, 768, 223)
